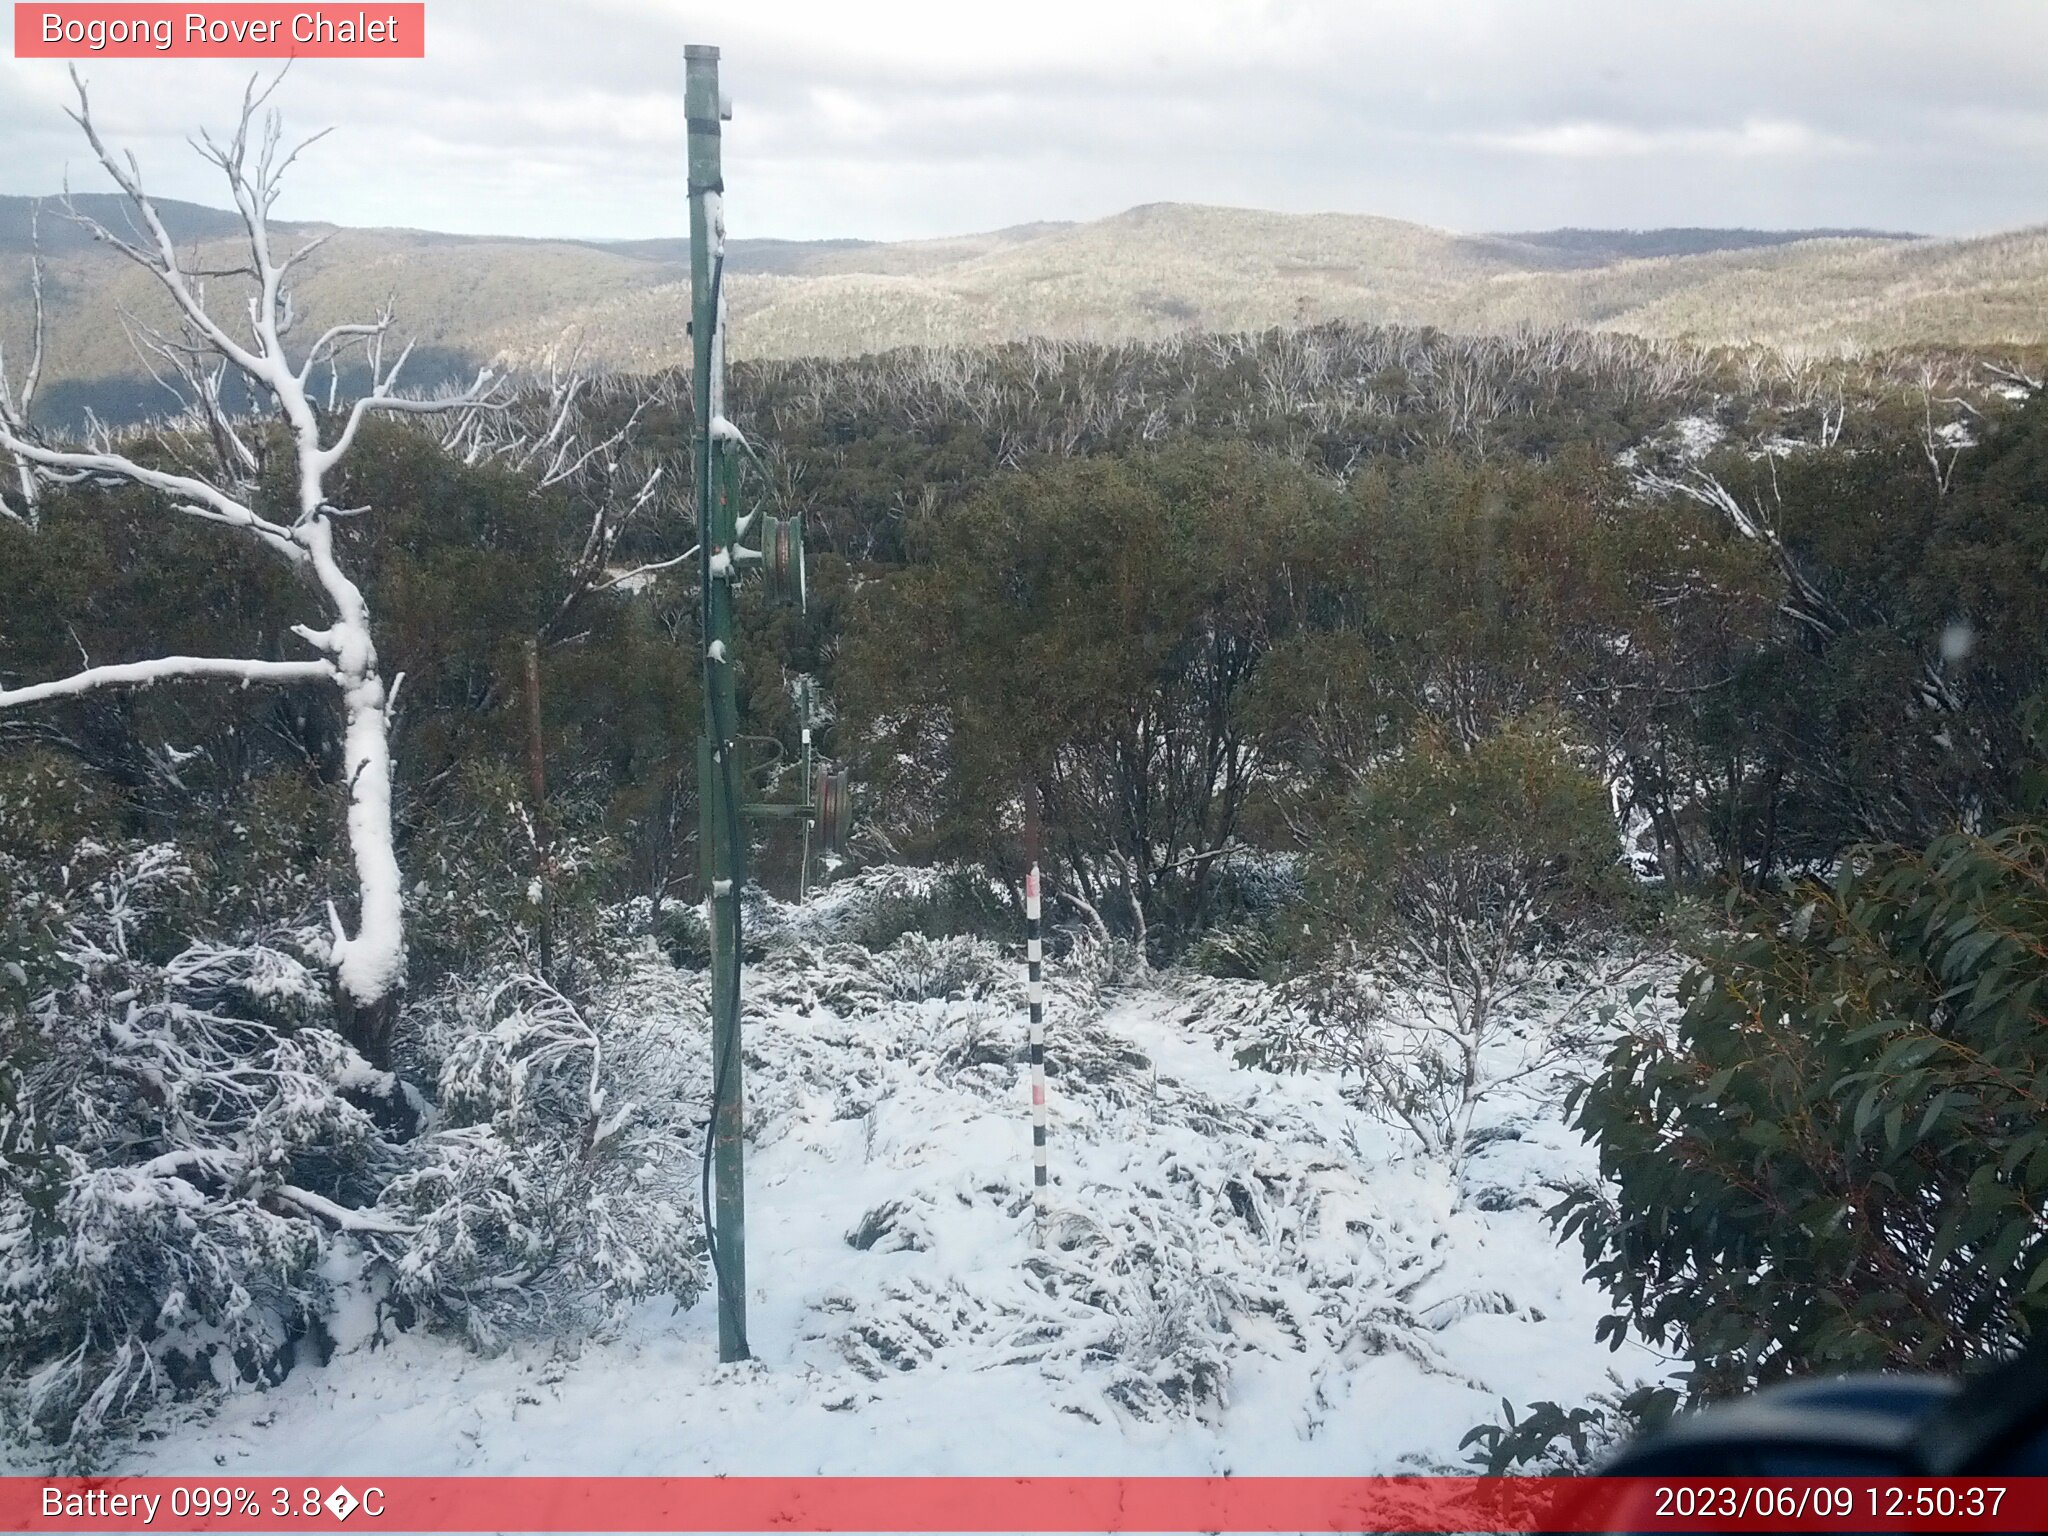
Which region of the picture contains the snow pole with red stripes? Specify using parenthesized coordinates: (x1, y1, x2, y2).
(1025, 786, 1049, 1242)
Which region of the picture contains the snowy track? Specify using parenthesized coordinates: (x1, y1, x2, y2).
(103, 934, 1667, 1478)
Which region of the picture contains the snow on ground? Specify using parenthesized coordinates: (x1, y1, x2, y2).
(1615, 411, 1727, 472)
(97, 911, 1672, 1479)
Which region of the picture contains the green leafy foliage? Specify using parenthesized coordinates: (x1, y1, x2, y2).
(1308, 715, 1624, 962)
(1462, 1383, 1682, 1474)
(842, 442, 1339, 953)
(1560, 821, 2048, 1398)
(1648, 400, 2048, 878)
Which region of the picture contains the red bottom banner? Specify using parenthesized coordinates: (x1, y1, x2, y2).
(5, 1476, 2046, 1533)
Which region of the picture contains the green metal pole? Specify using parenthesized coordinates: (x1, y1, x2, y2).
(687, 41, 748, 1364)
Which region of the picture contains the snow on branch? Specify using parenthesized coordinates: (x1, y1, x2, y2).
(1635, 466, 1846, 643)
(0, 70, 516, 1018)
(2, 66, 507, 522)
(0, 655, 335, 709)
(445, 361, 688, 632)
(0, 435, 303, 558)
(0, 205, 49, 525)
(272, 1184, 417, 1235)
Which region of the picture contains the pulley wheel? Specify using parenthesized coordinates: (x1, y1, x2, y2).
(761, 513, 807, 610)
(812, 766, 851, 855)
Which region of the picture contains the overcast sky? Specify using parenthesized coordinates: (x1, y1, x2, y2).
(0, 1, 2043, 243)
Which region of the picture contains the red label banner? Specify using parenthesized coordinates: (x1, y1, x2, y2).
(14, 5, 425, 57)
(3, 1476, 2047, 1532)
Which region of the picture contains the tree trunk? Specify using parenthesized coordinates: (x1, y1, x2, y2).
(333, 661, 405, 1008)
(302, 517, 408, 1019)
(339, 988, 402, 1073)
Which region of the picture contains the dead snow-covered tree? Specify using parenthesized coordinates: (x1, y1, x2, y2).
(440, 356, 684, 636)
(1913, 360, 1975, 497)
(0, 72, 502, 1061)
(1635, 464, 1846, 647)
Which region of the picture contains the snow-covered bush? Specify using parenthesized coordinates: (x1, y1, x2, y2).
(1182, 852, 1302, 979)
(404, 761, 627, 991)
(873, 933, 1007, 1002)
(0, 819, 704, 1464)
(768, 863, 1012, 951)
(377, 972, 703, 1351)
(1217, 957, 1645, 1180)
(0, 751, 121, 867)
(1170, 971, 1314, 1068)
(1286, 720, 1640, 1172)
(1031, 1208, 1233, 1418)
(1057, 932, 1149, 994)
(1289, 965, 1491, 1161)
(1208, 849, 1303, 916)
(823, 1198, 1233, 1421)
(1183, 921, 1276, 980)
(2, 1155, 329, 1459)
(202, 770, 350, 932)
(0, 839, 397, 1466)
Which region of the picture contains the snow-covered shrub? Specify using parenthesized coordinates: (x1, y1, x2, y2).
(0, 839, 397, 1466)
(404, 761, 627, 990)
(823, 1200, 1232, 1421)
(1286, 721, 1640, 1171)
(377, 972, 702, 1350)
(744, 930, 1019, 1019)
(1285, 965, 1484, 1162)
(1182, 921, 1275, 980)
(1276, 958, 1650, 1179)
(1208, 848, 1303, 916)
(770, 863, 1011, 951)
(0, 820, 698, 1463)
(1182, 852, 1302, 979)
(2, 1154, 329, 1459)
(845, 1198, 933, 1254)
(0, 750, 120, 867)
(655, 897, 713, 971)
(1169, 971, 1311, 1067)
(1048, 1215, 1233, 1418)
(202, 769, 349, 932)
(1053, 932, 1148, 1000)
(873, 933, 1007, 1002)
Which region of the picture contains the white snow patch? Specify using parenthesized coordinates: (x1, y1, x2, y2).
(57, 914, 1671, 1478)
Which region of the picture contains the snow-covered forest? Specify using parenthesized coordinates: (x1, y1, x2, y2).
(4, 81, 2048, 1480)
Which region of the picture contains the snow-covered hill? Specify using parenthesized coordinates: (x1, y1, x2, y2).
(76, 887, 1673, 1480)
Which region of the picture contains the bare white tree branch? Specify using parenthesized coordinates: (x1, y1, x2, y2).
(0, 655, 335, 708)
(0, 73, 512, 1045)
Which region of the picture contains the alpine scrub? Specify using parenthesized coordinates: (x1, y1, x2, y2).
(1558, 821, 2048, 1398)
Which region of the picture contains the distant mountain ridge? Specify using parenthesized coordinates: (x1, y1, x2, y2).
(1488, 225, 1924, 266)
(0, 195, 2038, 423)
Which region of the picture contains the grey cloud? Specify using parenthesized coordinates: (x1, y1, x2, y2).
(1, 0, 2042, 240)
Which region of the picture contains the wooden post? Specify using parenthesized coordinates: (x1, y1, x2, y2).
(523, 636, 552, 977)
(798, 678, 814, 904)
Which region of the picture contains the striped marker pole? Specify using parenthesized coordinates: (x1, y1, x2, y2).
(798, 710, 813, 903)
(1025, 789, 1049, 1242)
